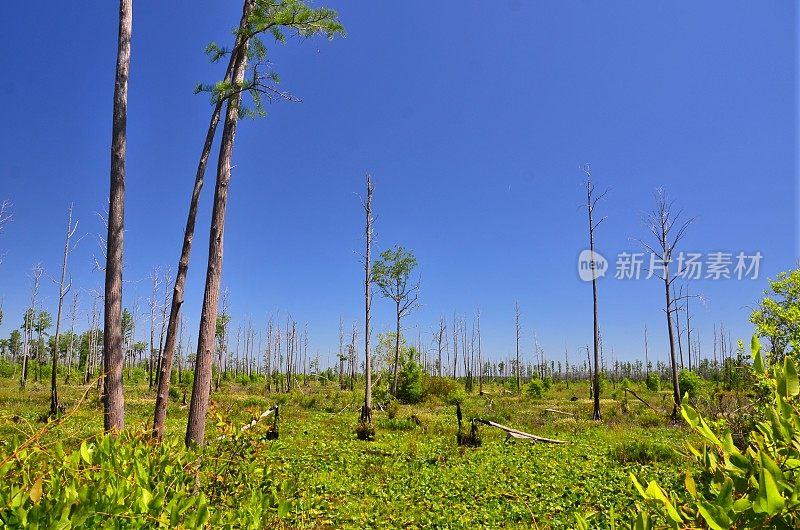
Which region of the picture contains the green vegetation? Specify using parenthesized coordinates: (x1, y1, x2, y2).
(630, 337, 800, 528)
(1, 375, 696, 528)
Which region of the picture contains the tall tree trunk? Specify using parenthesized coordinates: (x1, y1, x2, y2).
(103, 0, 132, 434)
(50, 205, 76, 415)
(360, 174, 374, 428)
(515, 302, 521, 394)
(665, 279, 681, 422)
(185, 13, 251, 446)
(586, 177, 602, 421)
(391, 300, 400, 396)
(153, 7, 249, 440)
(673, 285, 684, 370)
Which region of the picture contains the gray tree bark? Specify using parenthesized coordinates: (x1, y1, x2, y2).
(103, 0, 132, 433)
(185, 3, 252, 446)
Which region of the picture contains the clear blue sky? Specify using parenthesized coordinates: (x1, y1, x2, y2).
(0, 1, 796, 370)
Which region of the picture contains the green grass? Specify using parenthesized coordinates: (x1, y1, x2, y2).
(0, 376, 697, 529)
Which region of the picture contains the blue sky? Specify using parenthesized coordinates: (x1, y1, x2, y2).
(0, 0, 796, 370)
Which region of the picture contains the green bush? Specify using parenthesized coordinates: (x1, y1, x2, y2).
(396, 356, 424, 404)
(610, 440, 675, 465)
(386, 399, 400, 419)
(445, 388, 466, 406)
(0, 360, 13, 379)
(629, 336, 800, 528)
(0, 427, 293, 528)
(527, 379, 544, 399)
(424, 377, 459, 399)
(678, 369, 703, 399)
(373, 384, 390, 406)
(645, 372, 661, 392)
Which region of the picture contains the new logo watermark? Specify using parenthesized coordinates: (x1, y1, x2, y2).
(577, 250, 762, 282)
(577, 250, 608, 282)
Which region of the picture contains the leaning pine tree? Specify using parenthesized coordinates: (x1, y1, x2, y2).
(184, 0, 343, 446)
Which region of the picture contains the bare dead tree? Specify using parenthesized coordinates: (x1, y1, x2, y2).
(65, 290, 79, 384)
(639, 188, 694, 423)
(349, 322, 357, 391)
(685, 284, 692, 371)
(515, 301, 522, 394)
(21, 264, 44, 389)
(476, 309, 483, 394)
(358, 174, 375, 439)
(147, 267, 161, 390)
(672, 284, 685, 370)
(50, 204, 80, 415)
(155, 267, 172, 386)
(338, 316, 345, 389)
(582, 164, 607, 421)
(0, 200, 12, 265)
(434, 317, 446, 378)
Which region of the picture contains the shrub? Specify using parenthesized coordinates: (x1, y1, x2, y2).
(445, 388, 466, 406)
(527, 379, 544, 399)
(678, 369, 703, 399)
(373, 384, 390, 406)
(629, 336, 800, 528)
(424, 377, 459, 399)
(645, 372, 661, 392)
(242, 396, 269, 410)
(396, 357, 424, 404)
(0, 427, 294, 528)
(0, 360, 13, 379)
(610, 440, 675, 465)
(386, 399, 400, 419)
(504, 378, 520, 393)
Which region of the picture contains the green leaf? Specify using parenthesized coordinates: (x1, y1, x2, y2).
(684, 471, 697, 498)
(644, 481, 682, 523)
(784, 357, 799, 397)
(80, 442, 92, 465)
(277, 500, 291, 518)
(751, 335, 764, 374)
(139, 489, 153, 512)
(29, 476, 43, 505)
(754, 464, 785, 515)
(698, 501, 731, 530)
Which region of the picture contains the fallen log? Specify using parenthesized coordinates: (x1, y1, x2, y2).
(474, 418, 568, 444)
(543, 408, 574, 417)
(623, 387, 661, 415)
(215, 404, 279, 441)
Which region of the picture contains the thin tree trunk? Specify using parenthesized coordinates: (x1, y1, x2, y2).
(185, 3, 251, 446)
(360, 174, 374, 427)
(391, 300, 400, 396)
(665, 278, 681, 422)
(515, 302, 521, 394)
(50, 205, 77, 415)
(103, 0, 132, 434)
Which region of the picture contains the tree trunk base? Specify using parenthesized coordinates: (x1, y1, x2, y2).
(357, 405, 375, 441)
